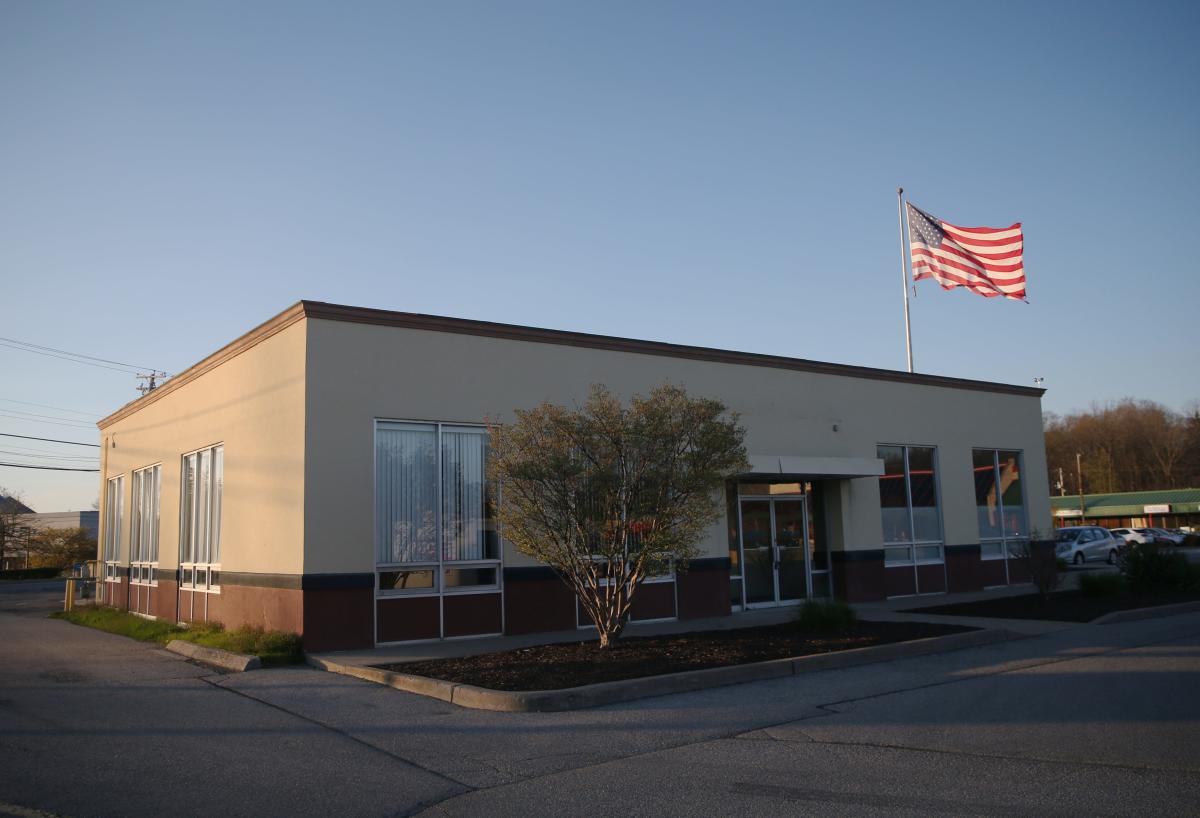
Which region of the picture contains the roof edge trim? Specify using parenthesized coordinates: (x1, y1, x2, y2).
(99, 298, 1045, 430)
(97, 302, 307, 429)
(300, 300, 1045, 398)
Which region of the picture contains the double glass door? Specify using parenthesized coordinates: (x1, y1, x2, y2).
(739, 497, 809, 606)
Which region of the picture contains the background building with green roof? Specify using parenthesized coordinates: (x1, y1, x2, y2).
(1051, 488, 1200, 530)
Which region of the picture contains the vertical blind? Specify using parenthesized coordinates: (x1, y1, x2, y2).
(441, 427, 487, 562)
(376, 423, 439, 564)
(131, 465, 161, 563)
(104, 475, 123, 562)
(180, 446, 223, 565)
(376, 423, 494, 565)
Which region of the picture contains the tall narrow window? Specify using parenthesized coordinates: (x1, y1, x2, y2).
(103, 475, 124, 582)
(180, 444, 223, 591)
(877, 445, 943, 566)
(375, 422, 499, 594)
(130, 465, 161, 586)
(975, 449, 1026, 559)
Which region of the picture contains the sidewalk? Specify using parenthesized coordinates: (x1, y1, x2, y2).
(315, 581, 1075, 669)
(855, 584, 1074, 636)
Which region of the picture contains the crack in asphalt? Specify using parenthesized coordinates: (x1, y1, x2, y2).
(196, 676, 477, 810)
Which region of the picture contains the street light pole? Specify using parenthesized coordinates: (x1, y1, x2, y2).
(1076, 452, 1086, 520)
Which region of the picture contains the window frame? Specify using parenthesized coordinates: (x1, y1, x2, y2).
(179, 444, 223, 594)
(103, 474, 125, 582)
(130, 463, 162, 587)
(974, 448, 1028, 563)
(373, 419, 502, 598)
(877, 443, 945, 567)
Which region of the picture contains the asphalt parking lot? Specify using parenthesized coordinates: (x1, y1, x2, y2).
(1, 580, 1198, 817)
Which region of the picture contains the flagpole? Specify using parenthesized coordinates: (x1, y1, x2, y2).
(897, 187, 913, 372)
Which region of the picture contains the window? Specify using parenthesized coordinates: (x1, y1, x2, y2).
(877, 445, 943, 566)
(974, 449, 1027, 560)
(375, 422, 499, 594)
(130, 465, 161, 585)
(103, 475, 124, 582)
(180, 445, 223, 592)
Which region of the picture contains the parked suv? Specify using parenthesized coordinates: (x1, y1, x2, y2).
(1055, 526, 1124, 565)
(1110, 527, 1154, 545)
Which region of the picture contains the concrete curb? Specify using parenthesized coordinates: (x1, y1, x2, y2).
(1093, 600, 1200, 625)
(166, 639, 262, 672)
(307, 627, 1020, 712)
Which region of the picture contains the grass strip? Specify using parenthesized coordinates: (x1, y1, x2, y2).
(51, 607, 303, 666)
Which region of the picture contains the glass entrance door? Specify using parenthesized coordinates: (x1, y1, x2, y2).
(739, 497, 810, 607)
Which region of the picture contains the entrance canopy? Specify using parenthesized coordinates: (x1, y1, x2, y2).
(743, 455, 884, 479)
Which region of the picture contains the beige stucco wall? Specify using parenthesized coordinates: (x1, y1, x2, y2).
(98, 319, 307, 575)
(302, 317, 1050, 575)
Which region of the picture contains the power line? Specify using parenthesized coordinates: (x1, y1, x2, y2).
(0, 462, 99, 472)
(0, 449, 99, 461)
(0, 412, 95, 429)
(0, 407, 96, 426)
(0, 335, 165, 374)
(0, 397, 102, 418)
(0, 432, 100, 448)
(0, 340, 143, 374)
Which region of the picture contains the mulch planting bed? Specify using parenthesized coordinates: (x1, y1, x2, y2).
(376, 620, 972, 691)
(910, 590, 1200, 623)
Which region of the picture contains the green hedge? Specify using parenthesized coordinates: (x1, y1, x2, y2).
(0, 566, 62, 580)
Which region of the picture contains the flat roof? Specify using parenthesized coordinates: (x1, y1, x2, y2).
(1051, 489, 1200, 516)
(99, 300, 1045, 429)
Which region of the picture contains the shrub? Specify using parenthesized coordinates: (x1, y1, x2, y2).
(1013, 538, 1061, 599)
(796, 599, 857, 631)
(174, 623, 305, 666)
(1078, 572, 1125, 598)
(1117, 542, 1200, 593)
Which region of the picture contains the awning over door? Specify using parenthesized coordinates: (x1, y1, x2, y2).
(743, 455, 885, 479)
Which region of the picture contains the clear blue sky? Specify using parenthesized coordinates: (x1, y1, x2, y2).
(3, 0, 1198, 511)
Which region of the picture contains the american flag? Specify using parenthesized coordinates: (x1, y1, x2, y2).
(907, 202, 1025, 301)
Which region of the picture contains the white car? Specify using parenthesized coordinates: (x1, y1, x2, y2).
(1055, 526, 1124, 566)
(1110, 527, 1154, 545)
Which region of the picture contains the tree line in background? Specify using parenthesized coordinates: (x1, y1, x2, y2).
(1044, 400, 1200, 495)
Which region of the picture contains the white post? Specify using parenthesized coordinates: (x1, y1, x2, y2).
(897, 187, 913, 373)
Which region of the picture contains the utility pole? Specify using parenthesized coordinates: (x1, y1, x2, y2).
(136, 371, 168, 396)
(1076, 452, 1086, 520)
(1056, 467, 1066, 497)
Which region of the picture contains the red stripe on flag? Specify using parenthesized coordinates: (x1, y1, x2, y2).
(937, 231, 1022, 248)
(913, 263, 1025, 300)
(929, 242, 1024, 273)
(911, 246, 1025, 281)
(914, 262, 1025, 292)
(942, 221, 1021, 235)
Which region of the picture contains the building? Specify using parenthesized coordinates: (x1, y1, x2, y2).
(96, 301, 1050, 650)
(1051, 489, 1200, 531)
(20, 511, 100, 540)
(1, 508, 98, 571)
